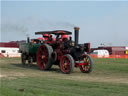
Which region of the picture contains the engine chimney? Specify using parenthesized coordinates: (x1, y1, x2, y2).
(26, 34, 30, 43)
(74, 27, 80, 45)
(27, 37, 30, 43)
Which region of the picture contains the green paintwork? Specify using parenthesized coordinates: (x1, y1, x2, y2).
(19, 43, 40, 55)
(29, 43, 40, 55)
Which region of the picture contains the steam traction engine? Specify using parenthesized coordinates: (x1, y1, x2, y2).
(36, 27, 93, 74)
(19, 39, 41, 65)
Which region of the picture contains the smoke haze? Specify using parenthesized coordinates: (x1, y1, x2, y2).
(1, 17, 75, 42)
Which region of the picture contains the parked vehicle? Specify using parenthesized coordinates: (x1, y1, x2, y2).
(92, 49, 109, 58)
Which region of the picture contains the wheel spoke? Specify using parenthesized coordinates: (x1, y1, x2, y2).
(79, 55, 93, 73)
(37, 44, 53, 70)
(60, 55, 74, 74)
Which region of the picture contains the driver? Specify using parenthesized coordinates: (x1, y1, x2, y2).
(61, 35, 69, 41)
(43, 34, 56, 44)
(37, 37, 44, 43)
(43, 34, 49, 40)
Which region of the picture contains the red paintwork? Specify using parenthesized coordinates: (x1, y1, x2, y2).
(43, 34, 49, 37)
(44, 37, 49, 41)
(37, 45, 48, 70)
(61, 35, 69, 40)
(79, 55, 90, 73)
(60, 56, 70, 73)
(0, 43, 19, 48)
(76, 62, 88, 66)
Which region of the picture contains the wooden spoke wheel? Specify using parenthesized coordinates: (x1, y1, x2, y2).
(21, 53, 27, 65)
(37, 44, 53, 70)
(79, 54, 93, 73)
(60, 54, 74, 74)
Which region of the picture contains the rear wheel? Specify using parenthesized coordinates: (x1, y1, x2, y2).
(60, 54, 74, 74)
(37, 44, 53, 70)
(79, 54, 93, 73)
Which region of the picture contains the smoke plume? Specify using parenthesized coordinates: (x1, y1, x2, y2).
(1, 17, 75, 42)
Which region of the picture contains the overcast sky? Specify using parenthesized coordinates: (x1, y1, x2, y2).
(1, 1, 128, 47)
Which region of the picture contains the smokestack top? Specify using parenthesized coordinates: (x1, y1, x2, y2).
(74, 27, 80, 31)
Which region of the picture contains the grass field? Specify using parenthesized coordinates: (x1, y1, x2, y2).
(0, 57, 128, 96)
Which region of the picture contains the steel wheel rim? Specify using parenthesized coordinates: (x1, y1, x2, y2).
(37, 45, 48, 70)
(60, 56, 70, 73)
(79, 56, 91, 72)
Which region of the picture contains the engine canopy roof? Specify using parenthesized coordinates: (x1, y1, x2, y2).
(35, 30, 72, 35)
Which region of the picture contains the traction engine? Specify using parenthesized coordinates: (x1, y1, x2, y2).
(35, 27, 93, 74)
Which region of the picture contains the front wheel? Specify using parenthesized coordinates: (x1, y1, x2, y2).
(21, 53, 27, 65)
(28, 56, 33, 66)
(60, 54, 74, 74)
(79, 54, 93, 73)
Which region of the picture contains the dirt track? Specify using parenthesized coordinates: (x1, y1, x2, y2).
(1, 58, 128, 85)
(1, 69, 128, 84)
